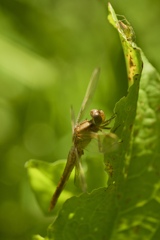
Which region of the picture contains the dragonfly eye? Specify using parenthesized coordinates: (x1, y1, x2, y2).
(90, 109, 105, 125)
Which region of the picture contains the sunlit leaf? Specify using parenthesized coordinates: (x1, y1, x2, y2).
(25, 159, 81, 215)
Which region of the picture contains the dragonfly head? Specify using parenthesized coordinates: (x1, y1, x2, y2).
(90, 109, 105, 125)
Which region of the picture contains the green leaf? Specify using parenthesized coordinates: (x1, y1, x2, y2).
(46, 3, 160, 240)
(32, 235, 45, 240)
(108, 3, 142, 87)
(25, 159, 81, 215)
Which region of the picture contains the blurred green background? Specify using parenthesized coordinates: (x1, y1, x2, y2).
(0, 0, 160, 239)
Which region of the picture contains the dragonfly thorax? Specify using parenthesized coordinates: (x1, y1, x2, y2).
(90, 109, 105, 125)
(72, 110, 106, 152)
(73, 120, 93, 151)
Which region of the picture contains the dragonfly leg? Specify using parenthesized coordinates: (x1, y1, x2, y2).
(101, 114, 116, 128)
(112, 124, 121, 133)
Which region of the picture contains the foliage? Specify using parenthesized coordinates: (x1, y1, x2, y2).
(0, 1, 160, 240)
(26, 3, 160, 240)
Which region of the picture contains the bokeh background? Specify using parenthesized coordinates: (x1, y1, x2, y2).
(0, 0, 160, 239)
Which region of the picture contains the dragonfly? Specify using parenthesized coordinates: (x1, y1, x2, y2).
(49, 68, 117, 211)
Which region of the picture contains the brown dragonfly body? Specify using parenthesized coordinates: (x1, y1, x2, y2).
(49, 109, 115, 211)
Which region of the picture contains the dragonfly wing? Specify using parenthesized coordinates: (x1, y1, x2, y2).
(88, 132, 119, 153)
(99, 132, 119, 153)
(74, 149, 87, 192)
(76, 68, 100, 124)
(70, 105, 76, 134)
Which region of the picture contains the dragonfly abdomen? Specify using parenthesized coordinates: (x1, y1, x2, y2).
(49, 146, 82, 211)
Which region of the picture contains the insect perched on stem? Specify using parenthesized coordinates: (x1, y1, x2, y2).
(117, 15, 136, 42)
(49, 68, 117, 211)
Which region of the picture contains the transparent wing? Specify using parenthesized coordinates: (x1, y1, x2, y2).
(97, 132, 119, 153)
(85, 131, 119, 154)
(76, 68, 100, 124)
(74, 149, 87, 192)
(70, 105, 76, 134)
